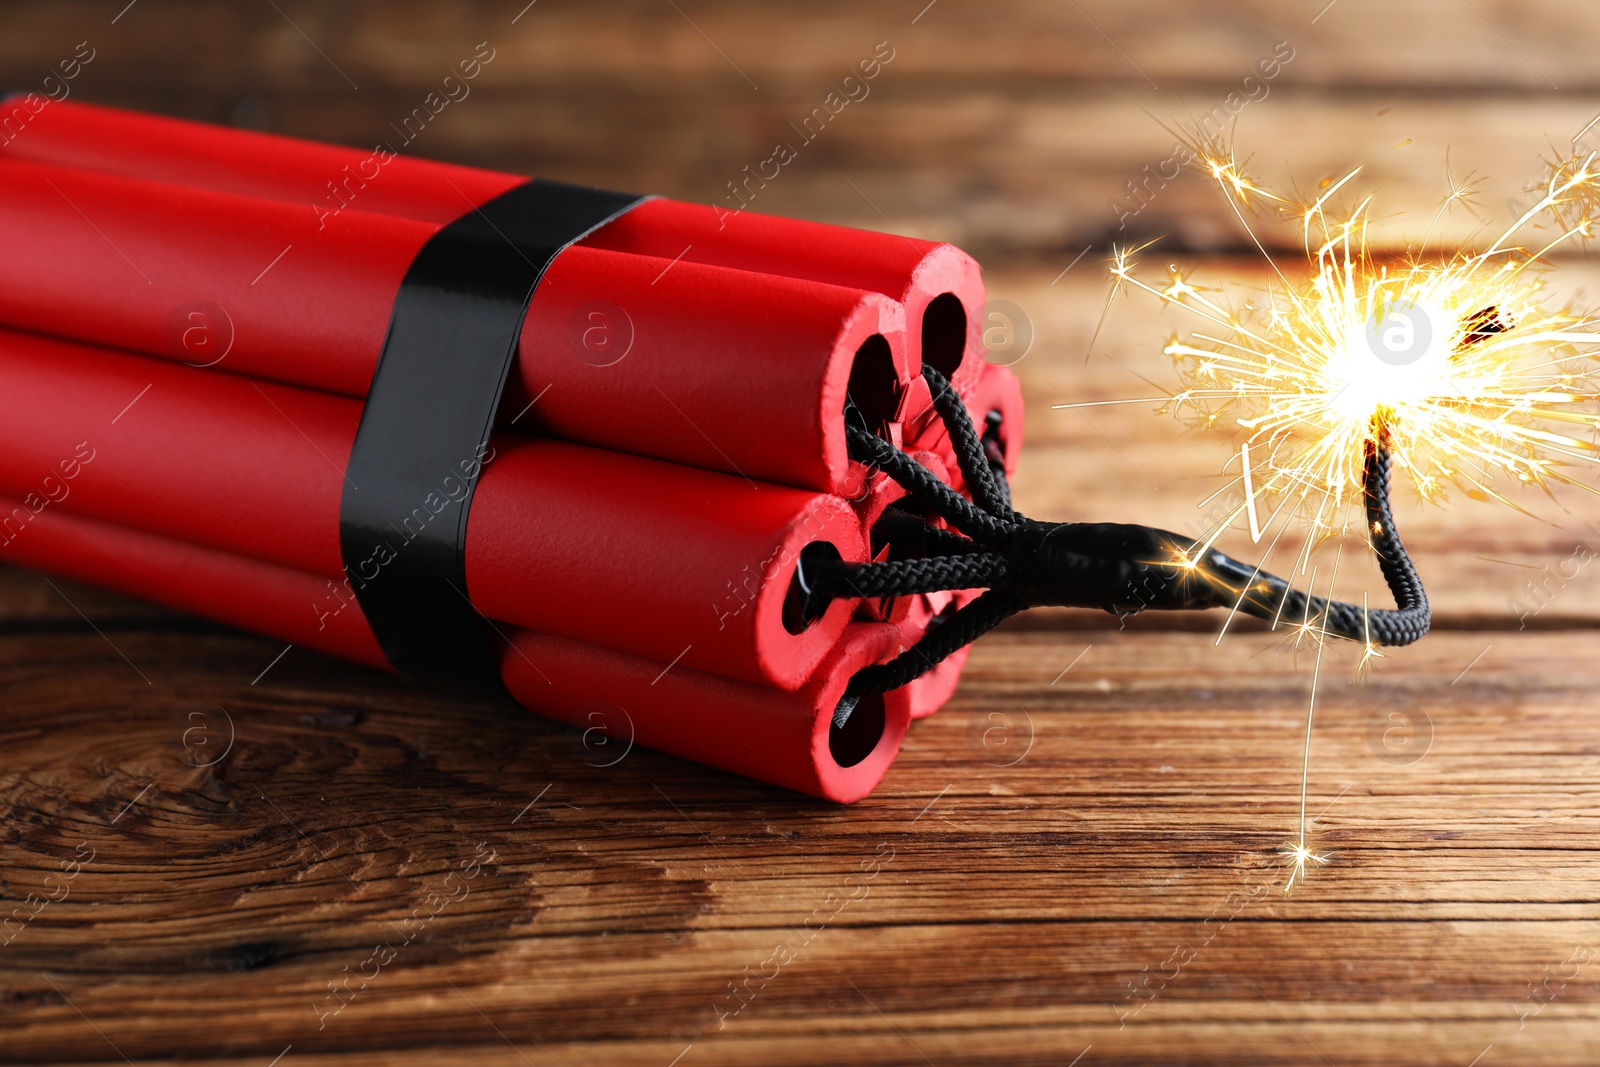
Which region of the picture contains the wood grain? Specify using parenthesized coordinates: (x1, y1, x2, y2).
(6, 1, 1600, 257)
(3, 619, 1600, 1065)
(6, 2, 1600, 1064)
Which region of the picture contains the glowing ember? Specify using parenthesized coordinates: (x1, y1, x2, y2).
(1072, 135, 1600, 892)
(1104, 142, 1600, 537)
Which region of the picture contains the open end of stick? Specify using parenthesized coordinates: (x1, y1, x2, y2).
(783, 540, 844, 635)
(847, 334, 900, 436)
(829, 692, 886, 767)
(981, 408, 1006, 470)
(920, 292, 967, 379)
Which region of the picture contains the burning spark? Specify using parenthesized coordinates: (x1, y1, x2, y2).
(1105, 141, 1600, 531)
(1280, 840, 1329, 893)
(1088, 140, 1600, 889)
(1276, 564, 1333, 895)
(1357, 592, 1385, 679)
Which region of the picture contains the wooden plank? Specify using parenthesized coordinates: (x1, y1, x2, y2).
(1, 617, 1599, 1063)
(0, 567, 181, 626)
(6, 0, 1596, 90)
(6, 3, 1600, 257)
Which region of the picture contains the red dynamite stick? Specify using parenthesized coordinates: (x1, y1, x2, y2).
(904, 642, 972, 721)
(0, 98, 523, 224)
(848, 446, 977, 720)
(582, 199, 985, 396)
(856, 449, 949, 532)
(0, 328, 865, 690)
(889, 364, 1024, 717)
(2, 100, 983, 393)
(900, 362, 1024, 504)
(879, 585, 974, 719)
(854, 450, 952, 626)
(965, 362, 1026, 483)
(502, 621, 913, 804)
(0, 494, 390, 670)
(0, 495, 910, 802)
(0, 158, 906, 496)
(884, 450, 962, 634)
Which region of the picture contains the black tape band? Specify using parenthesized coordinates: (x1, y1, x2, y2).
(340, 178, 648, 689)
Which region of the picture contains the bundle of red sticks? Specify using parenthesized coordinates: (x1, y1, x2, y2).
(0, 100, 1020, 802)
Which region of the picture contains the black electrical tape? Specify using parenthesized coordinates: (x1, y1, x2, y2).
(340, 179, 649, 690)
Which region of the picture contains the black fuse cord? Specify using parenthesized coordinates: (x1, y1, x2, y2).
(812, 365, 1431, 728)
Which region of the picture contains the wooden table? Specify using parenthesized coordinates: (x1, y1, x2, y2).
(5, 2, 1600, 1063)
